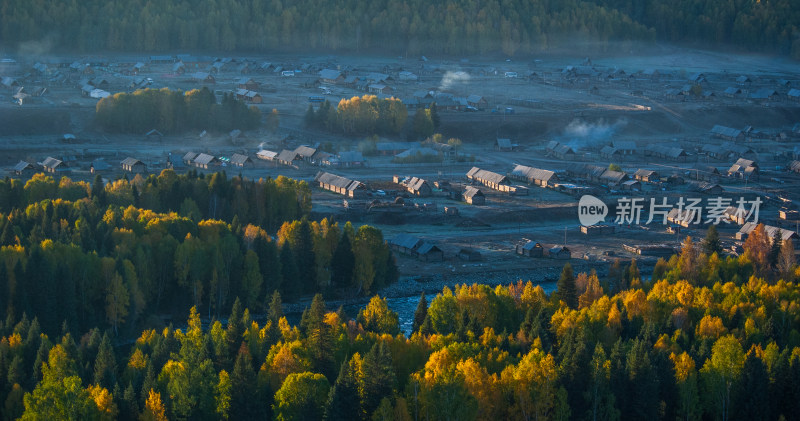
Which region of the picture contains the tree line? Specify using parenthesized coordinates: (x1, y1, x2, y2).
(0, 171, 397, 338)
(95, 88, 261, 134)
(3, 0, 798, 56)
(2, 222, 800, 419)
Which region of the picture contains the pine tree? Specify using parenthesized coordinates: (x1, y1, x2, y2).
(267, 290, 283, 324)
(93, 333, 117, 389)
(226, 297, 244, 360)
(412, 293, 427, 334)
(556, 263, 577, 309)
(230, 345, 259, 419)
(295, 218, 318, 293)
(360, 341, 395, 417)
(769, 230, 783, 268)
(324, 359, 362, 421)
(279, 243, 299, 296)
(429, 102, 440, 129)
(733, 350, 770, 421)
(703, 225, 723, 256)
(330, 233, 355, 288)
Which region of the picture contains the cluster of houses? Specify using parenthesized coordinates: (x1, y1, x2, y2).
(258, 145, 366, 168)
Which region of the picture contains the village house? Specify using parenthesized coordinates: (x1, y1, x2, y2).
(495, 138, 513, 152)
(41, 157, 68, 174)
(463, 186, 485, 205)
(736, 222, 799, 245)
(397, 176, 432, 197)
(193, 153, 220, 169)
(600, 146, 624, 160)
(580, 225, 616, 236)
(509, 165, 558, 187)
(319, 69, 343, 84)
(230, 153, 253, 167)
(182, 152, 198, 166)
(13, 161, 35, 176)
(516, 241, 544, 257)
(727, 158, 759, 181)
(121, 157, 146, 173)
(611, 140, 637, 156)
(724, 87, 742, 98)
(548, 246, 571, 260)
(466, 95, 488, 109)
(276, 150, 301, 166)
(256, 150, 278, 161)
(466, 167, 513, 192)
(315, 172, 367, 198)
(633, 169, 660, 183)
(711, 125, 744, 141)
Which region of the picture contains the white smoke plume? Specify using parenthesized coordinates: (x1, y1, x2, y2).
(439, 71, 470, 91)
(562, 118, 627, 147)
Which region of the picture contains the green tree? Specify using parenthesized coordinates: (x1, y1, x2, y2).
(701, 335, 745, 421)
(703, 225, 723, 256)
(732, 350, 770, 421)
(21, 345, 100, 420)
(556, 263, 577, 309)
(357, 295, 400, 335)
(412, 109, 434, 140)
(325, 358, 362, 421)
(361, 341, 396, 417)
(330, 233, 355, 288)
(273, 372, 330, 421)
(94, 333, 117, 389)
(216, 370, 232, 420)
(412, 293, 427, 334)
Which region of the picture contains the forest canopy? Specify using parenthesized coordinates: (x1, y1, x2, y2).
(95, 88, 261, 134)
(2, 0, 798, 56)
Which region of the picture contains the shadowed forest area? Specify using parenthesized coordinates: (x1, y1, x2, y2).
(1, 0, 799, 56)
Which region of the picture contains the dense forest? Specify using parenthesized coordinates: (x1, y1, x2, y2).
(1, 0, 798, 56)
(95, 88, 261, 135)
(1, 221, 800, 419)
(0, 171, 397, 340)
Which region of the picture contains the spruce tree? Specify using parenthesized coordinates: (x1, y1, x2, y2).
(230, 346, 259, 419)
(703, 225, 723, 256)
(94, 332, 117, 389)
(330, 233, 355, 288)
(267, 290, 283, 324)
(412, 293, 427, 334)
(279, 243, 299, 297)
(556, 263, 578, 309)
(324, 359, 362, 421)
(360, 341, 395, 418)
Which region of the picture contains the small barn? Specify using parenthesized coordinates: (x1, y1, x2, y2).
(580, 225, 616, 236)
(121, 157, 146, 173)
(600, 146, 623, 160)
(463, 186, 485, 205)
(620, 180, 641, 191)
(417, 242, 444, 262)
(276, 150, 301, 166)
(400, 177, 432, 197)
(633, 169, 660, 183)
(496, 138, 513, 151)
(458, 248, 482, 261)
(183, 152, 199, 166)
(516, 241, 544, 257)
(230, 153, 253, 167)
(509, 165, 558, 187)
(13, 161, 35, 176)
(41, 157, 67, 173)
(193, 153, 220, 169)
(548, 246, 571, 260)
(192, 72, 215, 84)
